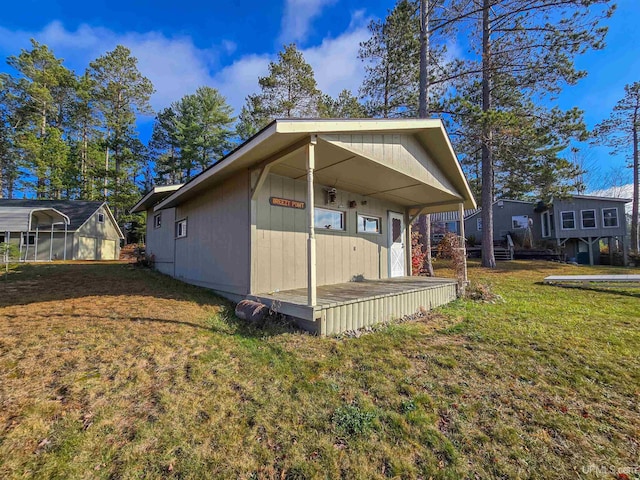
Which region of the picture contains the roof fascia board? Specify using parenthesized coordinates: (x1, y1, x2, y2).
(130, 184, 183, 213)
(155, 122, 278, 211)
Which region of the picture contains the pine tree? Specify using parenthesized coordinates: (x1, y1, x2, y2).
(150, 87, 234, 183)
(89, 45, 154, 221)
(443, 0, 614, 267)
(358, 0, 420, 118)
(594, 82, 640, 253)
(236, 44, 320, 138)
(318, 90, 366, 118)
(4, 40, 76, 198)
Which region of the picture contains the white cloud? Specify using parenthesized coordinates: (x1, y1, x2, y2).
(212, 54, 272, 113)
(279, 0, 337, 45)
(0, 21, 227, 112)
(301, 12, 369, 98)
(0, 12, 371, 117)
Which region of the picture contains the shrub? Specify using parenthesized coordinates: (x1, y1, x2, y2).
(436, 232, 467, 294)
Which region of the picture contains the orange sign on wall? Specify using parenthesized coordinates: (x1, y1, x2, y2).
(269, 197, 306, 209)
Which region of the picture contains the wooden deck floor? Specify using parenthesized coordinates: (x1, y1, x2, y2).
(251, 276, 458, 335)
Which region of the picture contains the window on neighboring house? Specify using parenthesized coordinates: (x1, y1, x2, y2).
(0, 234, 5, 243)
(97, 213, 105, 223)
(476, 218, 482, 231)
(176, 218, 188, 238)
(602, 208, 619, 228)
(512, 215, 529, 229)
(314, 208, 345, 231)
(357, 214, 381, 234)
(22, 233, 35, 246)
(154, 213, 162, 229)
(581, 210, 596, 229)
(541, 211, 550, 237)
(561, 211, 576, 230)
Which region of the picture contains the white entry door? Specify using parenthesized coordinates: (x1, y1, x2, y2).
(388, 211, 406, 277)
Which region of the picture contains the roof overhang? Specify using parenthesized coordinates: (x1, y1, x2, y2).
(155, 119, 476, 212)
(131, 184, 184, 213)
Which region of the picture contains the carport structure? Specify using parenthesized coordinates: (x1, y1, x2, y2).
(1, 207, 70, 262)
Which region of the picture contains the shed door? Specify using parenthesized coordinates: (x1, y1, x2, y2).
(388, 211, 405, 277)
(76, 236, 96, 260)
(99, 239, 116, 260)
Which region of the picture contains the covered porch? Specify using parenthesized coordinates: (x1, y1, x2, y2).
(251, 276, 458, 336)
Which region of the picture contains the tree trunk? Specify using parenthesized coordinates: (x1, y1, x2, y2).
(481, 0, 496, 268)
(418, 0, 429, 119)
(632, 108, 639, 253)
(418, 0, 435, 276)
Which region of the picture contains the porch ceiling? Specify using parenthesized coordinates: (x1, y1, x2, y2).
(269, 137, 462, 207)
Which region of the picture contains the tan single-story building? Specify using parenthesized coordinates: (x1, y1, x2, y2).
(133, 119, 476, 335)
(0, 200, 123, 261)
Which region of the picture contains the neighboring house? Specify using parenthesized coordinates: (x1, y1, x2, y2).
(132, 118, 476, 335)
(431, 196, 631, 265)
(0, 200, 124, 261)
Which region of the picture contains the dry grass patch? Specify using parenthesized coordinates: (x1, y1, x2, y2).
(0, 261, 638, 479)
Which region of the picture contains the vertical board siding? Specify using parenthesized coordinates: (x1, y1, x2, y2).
(321, 133, 458, 196)
(146, 207, 176, 275)
(173, 171, 250, 295)
(319, 283, 457, 336)
(254, 172, 404, 294)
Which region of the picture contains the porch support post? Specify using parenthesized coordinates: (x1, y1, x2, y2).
(307, 135, 317, 307)
(63, 223, 68, 261)
(34, 226, 39, 262)
(49, 224, 54, 261)
(588, 236, 594, 266)
(404, 213, 413, 277)
(622, 236, 628, 266)
(459, 203, 468, 284)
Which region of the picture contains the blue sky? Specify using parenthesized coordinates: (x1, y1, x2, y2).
(1, 0, 638, 191)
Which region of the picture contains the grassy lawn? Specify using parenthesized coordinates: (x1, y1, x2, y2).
(0, 261, 638, 479)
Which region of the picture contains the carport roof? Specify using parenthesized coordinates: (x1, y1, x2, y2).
(0, 200, 105, 230)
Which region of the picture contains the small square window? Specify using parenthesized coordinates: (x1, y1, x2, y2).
(97, 213, 105, 223)
(602, 208, 618, 228)
(176, 218, 187, 238)
(154, 213, 162, 229)
(581, 210, 596, 229)
(561, 211, 575, 230)
(357, 214, 381, 234)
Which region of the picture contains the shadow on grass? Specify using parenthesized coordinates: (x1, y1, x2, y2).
(538, 282, 640, 299)
(0, 262, 303, 338)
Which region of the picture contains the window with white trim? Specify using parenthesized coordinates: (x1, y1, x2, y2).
(561, 211, 576, 230)
(602, 208, 619, 228)
(176, 218, 188, 238)
(97, 213, 105, 223)
(22, 233, 35, 246)
(154, 213, 162, 229)
(477, 218, 482, 231)
(357, 214, 381, 234)
(580, 210, 596, 229)
(314, 208, 345, 231)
